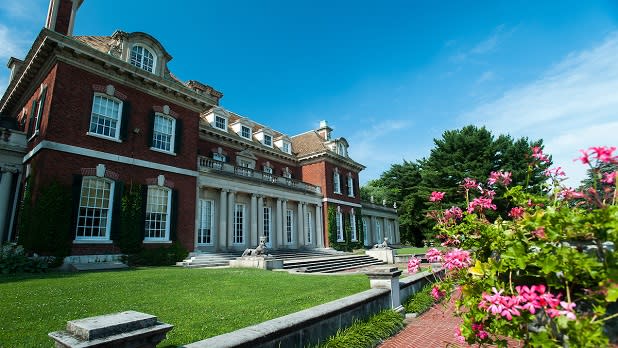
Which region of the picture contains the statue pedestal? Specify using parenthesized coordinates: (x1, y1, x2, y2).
(366, 248, 396, 264)
(229, 256, 283, 270)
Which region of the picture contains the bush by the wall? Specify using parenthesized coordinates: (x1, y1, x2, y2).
(403, 283, 435, 315)
(126, 242, 188, 266)
(318, 310, 404, 348)
(0, 244, 48, 274)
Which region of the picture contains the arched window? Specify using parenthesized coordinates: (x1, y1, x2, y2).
(130, 45, 155, 72)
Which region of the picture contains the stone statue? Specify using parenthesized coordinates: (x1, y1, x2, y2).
(373, 237, 390, 249)
(242, 238, 267, 257)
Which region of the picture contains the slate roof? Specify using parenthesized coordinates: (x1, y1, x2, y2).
(291, 131, 327, 157)
(73, 35, 112, 53)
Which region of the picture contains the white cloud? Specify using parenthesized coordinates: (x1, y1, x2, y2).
(450, 24, 514, 62)
(461, 32, 618, 187)
(0, 2, 46, 22)
(0, 24, 25, 59)
(476, 70, 495, 84)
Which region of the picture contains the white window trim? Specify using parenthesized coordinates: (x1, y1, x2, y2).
(233, 203, 245, 244)
(87, 93, 123, 142)
(198, 199, 214, 245)
(263, 134, 273, 147)
(333, 171, 341, 194)
(75, 177, 115, 241)
(150, 113, 176, 155)
(286, 209, 294, 244)
(129, 44, 157, 73)
(214, 115, 228, 131)
(144, 186, 172, 242)
(350, 213, 357, 241)
(336, 210, 344, 242)
(306, 211, 312, 244)
(240, 125, 252, 140)
(263, 206, 271, 244)
(347, 176, 354, 197)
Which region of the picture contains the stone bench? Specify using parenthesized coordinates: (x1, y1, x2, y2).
(49, 310, 173, 347)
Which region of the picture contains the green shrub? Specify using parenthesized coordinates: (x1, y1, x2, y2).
(126, 242, 188, 266)
(319, 310, 404, 348)
(0, 244, 48, 274)
(403, 283, 435, 314)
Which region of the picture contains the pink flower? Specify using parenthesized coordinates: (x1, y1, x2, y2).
(483, 189, 496, 199)
(532, 146, 550, 163)
(431, 286, 444, 301)
(462, 178, 479, 190)
(443, 206, 463, 222)
(558, 188, 586, 200)
(429, 191, 445, 202)
(508, 207, 524, 219)
(467, 197, 497, 214)
(488, 171, 512, 186)
(443, 249, 472, 270)
(531, 227, 546, 239)
(407, 256, 421, 274)
(575, 149, 590, 165)
(454, 327, 466, 344)
(544, 167, 566, 177)
(425, 248, 443, 263)
(602, 171, 616, 185)
(589, 146, 617, 163)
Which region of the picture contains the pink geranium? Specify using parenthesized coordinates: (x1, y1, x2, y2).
(429, 191, 445, 202)
(407, 256, 421, 274)
(488, 171, 512, 186)
(443, 206, 463, 222)
(431, 286, 445, 301)
(602, 171, 616, 185)
(532, 146, 550, 163)
(443, 249, 472, 270)
(462, 178, 479, 190)
(508, 207, 524, 219)
(531, 227, 546, 239)
(589, 146, 617, 163)
(467, 197, 497, 214)
(425, 248, 443, 263)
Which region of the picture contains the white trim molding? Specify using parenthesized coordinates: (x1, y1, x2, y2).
(322, 197, 362, 208)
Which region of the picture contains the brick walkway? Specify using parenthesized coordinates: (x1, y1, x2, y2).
(379, 293, 523, 348)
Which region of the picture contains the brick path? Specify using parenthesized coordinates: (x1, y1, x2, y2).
(379, 293, 523, 348)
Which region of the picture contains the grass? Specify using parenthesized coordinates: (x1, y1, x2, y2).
(395, 247, 429, 255)
(0, 267, 368, 347)
(318, 310, 404, 348)
(403, 284, 435, 315)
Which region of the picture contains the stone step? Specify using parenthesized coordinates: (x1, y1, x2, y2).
(69, 262, 129, 272)
(310, 260, 385, 273)
(283, 255, 371, 268)
(299, 257, 383, 273)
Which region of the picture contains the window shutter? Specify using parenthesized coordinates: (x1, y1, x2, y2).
(119, 101, 131, 141)
(110, 180, 124, 241)
(147, 112, 155, 148)
(170, 189, 178, 241)
(174, 118, 182, 154)
(140, 185, 148, 241)
(70, 175, 83, 238)
(35, 87, 47, 132)
(27, 100, 36, 138)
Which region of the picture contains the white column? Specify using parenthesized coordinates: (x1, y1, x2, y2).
(250, 194, 258, 247)
(370, 216, 377, 244)
(315, 204, 323, 247)
(218, 189, 227, 250)
(257, 195, 264, 242)
(275, 198, 282, 249)
(227, 191, 236, 248)
(296, 202, 304, 248)
(0, 170, 13, 244)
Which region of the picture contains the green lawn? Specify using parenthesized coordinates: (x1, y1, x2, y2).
(0, 267, 369, 347)
(395, 247, 430, 255)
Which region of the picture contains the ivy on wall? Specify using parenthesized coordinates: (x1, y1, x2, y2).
(328, 206, 365, 252)
(118, 184, 144, 254)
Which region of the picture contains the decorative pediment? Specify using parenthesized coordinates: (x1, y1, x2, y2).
(236, 148, 257, 160)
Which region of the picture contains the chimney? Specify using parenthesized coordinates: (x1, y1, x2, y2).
(45, 0, 84, 36)
(7, 57, 23, 83)
(317, 120, 332, 141)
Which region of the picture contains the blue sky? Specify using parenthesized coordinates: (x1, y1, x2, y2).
(1, 1, 617, 187)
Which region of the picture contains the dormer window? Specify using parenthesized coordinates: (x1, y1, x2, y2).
(130, 45, 155, 73)
(275, 137, 292, 154)
(263, 134, 272, 147)
(282, 142, 290, 154)
(215, 115, 227, 130)
(337, 142, 347, 157)
(241, 125, 251, 139)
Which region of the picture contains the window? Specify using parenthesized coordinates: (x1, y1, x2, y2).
(286, 209, 294, 244)
(76, 177, 114, 240)
(263, 134, 272, 147)
(213, 153, 226, 162)
(376, 220, 382, 241)
(130, 45, 155, 72)
(350, 213, 357, 241)
(363, 219, 368, 244)
(145, 186, 171, 241)
(387, 221, 393, 241)
(263, 207, 271, 244)
(282, 142, 290, 154)
(336, 210, 344, 241)
(283, 168, 292, 179)
(241, 125, 251, 139)
(347, 176, 354, 197)
(152, 114, 175, 152)
(89, 94, 122, 140)
(198, 199, 213, 245)
(337, 142, 347, 156)
(306, 211, 312, 243)
(233, 203, 244, 244)
(215, 115, 227, 130)
(333, 171, 341, 194)
(263, 166, 273, 174)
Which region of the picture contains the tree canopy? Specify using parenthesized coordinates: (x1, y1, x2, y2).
(361, 125, 550, 245)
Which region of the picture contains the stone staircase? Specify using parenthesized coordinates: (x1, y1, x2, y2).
(179, 252, 242, 268)
(282, 254, 385, 273)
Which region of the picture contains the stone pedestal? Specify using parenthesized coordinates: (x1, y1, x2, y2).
(49, 311, 173, 348)
(229, 256, 283, 270)
(366, 248, 396, 264)
(366, 266, 404, 313)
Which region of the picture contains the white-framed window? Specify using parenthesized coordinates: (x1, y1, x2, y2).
(152, 114, 175, 153)
(75, 177, 114, 240)
(130, 45, 155, 73)
(144, 186, 171, 241)
(89, 94, 122, 140)
(215, 115, 227, 131)
(263, 207, 271, 244)
(233, 203, 245, 244)
(337, 142, 347, 156)
(263, 166, 273, 174)
(333, 171, 341, 194)
(198, 199, 213, 245)
(241, 125, 251, 139)
(350, 213, 357, 241)
(282, 142, 290, 154)
(387, 221, 393, 241)
(336, 210, 344, 241)
(213, 153, 226, 162)
(362, 218, 368, 245)
(347, 176, 354, 197)
(306, 211, 312, 244)
(263, 134, 272, 147)
(286, 209, 294, 244)
(376, 220, 382, 241)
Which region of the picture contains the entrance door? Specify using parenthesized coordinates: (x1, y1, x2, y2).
(263, 206, 272, 248)
(197, 199, 213, 246)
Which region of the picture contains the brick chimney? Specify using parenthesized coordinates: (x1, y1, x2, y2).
(45, 0, 84, 36)
(317, 120, 332, 141)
